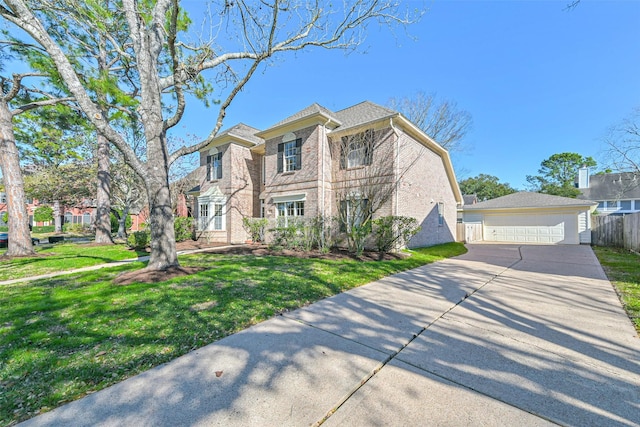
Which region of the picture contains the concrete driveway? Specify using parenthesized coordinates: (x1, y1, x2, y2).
(21, 244, 640, 426)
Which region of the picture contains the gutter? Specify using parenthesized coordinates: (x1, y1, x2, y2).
(389, 117, 400, 217)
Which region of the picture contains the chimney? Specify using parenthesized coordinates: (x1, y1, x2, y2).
(578, 165, 590, 189)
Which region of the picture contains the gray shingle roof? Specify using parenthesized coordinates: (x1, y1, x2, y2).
(577, 172, 640, 201)
(270, 103, 339, 128)
(332, 101, 398, 132)
(216, 123, 263, 146)
(463, 194, 478, 205)
(464, 192, 597, 210)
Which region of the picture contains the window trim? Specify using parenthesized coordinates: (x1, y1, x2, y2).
(276, 200, 305, 226)
(277, 138, 302, 173)
(340, 129, 373, 169)
(206, 152, 223, 181)
(437, 202, 445, 226)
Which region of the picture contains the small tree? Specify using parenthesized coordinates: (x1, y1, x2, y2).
(387, 92, 473, 152)
(33, 205, 53, 223)
(602, 106, 640, 175)
(243, 217, 268, 243)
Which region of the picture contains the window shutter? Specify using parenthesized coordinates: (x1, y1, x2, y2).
(277, 143, 284, 173)
(295, 138, 302, 170)
(340, 136, 347, 169)
(206, 155, 212, 181)
(216, 153, 223, 179)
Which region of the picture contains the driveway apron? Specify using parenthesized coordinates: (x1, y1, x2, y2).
(20, 244, 640, 427)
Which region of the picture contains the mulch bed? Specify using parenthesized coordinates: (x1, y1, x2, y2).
(116, 242, 409, 284)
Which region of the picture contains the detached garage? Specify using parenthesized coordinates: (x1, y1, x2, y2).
(462, 192, 598, 244)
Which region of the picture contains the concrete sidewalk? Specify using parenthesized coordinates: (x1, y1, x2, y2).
(20, 244, 640, 426)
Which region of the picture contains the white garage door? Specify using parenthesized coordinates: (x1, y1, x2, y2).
(484, 213, 578, 244)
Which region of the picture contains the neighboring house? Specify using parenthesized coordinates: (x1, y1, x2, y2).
(462, 192, 597, 244)
(576, 167, 640, 215)
(188, 101, 462, 247)
(0, 193, 144, 231)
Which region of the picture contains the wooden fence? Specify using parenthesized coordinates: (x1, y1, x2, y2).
(591, 212, 640, 251)
(456, 223, 483, 243)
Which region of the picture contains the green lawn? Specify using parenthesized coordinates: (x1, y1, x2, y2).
(593, 246, 640, 332)
(0, 242, 466, 425)
(0, 244, 147, 281)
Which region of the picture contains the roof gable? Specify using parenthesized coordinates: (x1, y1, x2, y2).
(331, 101, 397, 132)
(204, 123, 263, 150)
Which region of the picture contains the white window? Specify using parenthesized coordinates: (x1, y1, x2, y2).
(438, 202, 445, 226)
(276, 201, 304, 226)
(277, 137, 301, 173)
(260, 199, 265, 218)
(261, 156, 266, 184)
(284, 141, 298, 172)
(83, 213, 91, 225)
(0, 193, 6, 204)
(213, 204, 224, 230)
(207, 152, 222, 181)
(341, 129, 373, 169)
(199, 204, 209, 230)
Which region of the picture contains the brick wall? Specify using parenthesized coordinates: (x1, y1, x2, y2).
(395, 130, 457, 247)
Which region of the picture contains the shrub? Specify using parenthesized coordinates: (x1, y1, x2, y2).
(242, 217, 269, 243)
(32, 225, 56, 233)
(174, 216, 194, 242)
(373, 216, 422, 253)
(127, 230, 150, 250)
(62, 223, 86, 234)
(270, 217, 303, 250)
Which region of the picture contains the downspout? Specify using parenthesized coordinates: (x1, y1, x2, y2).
(390, 117, 400, 217)
(322, 118, 332, 247)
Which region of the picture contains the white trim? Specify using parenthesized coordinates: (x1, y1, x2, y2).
(272, 193, 306, 203)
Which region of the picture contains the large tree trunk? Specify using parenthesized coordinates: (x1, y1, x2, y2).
(0, 101, 35, 256)
(144, 157, 178, 270)
(117, 205, 129, 239)
(53, 200, 62, 232)
(94, 133, 114, 244)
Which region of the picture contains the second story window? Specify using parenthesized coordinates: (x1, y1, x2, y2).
(277, 138, 302, 173)
(341, 129, 373, 169)
(207, 152, 223, 181)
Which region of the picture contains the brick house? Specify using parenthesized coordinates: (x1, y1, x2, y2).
(188, 101, 462, 247)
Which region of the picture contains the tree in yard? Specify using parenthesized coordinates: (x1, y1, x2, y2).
(526, 152, 597, 198)
(387, 91, 473, 153)
(15, 104, 93, 232)
(0, 69, 74, 256)
(24, 161, 96, 231)
(32, 204, 53, 223)
(459, 174, 517, 201)
(1, 0, 417, 271)
(602, 106, 640, 175)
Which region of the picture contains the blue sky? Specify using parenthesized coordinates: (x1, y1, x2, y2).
(174, 0, 640, 189)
